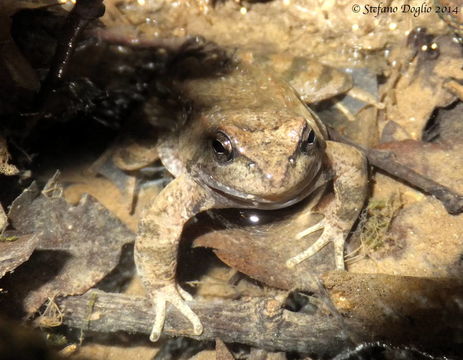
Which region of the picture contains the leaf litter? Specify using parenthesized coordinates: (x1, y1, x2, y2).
(0, 174, 135, 315)
(1, 0, 463, 358)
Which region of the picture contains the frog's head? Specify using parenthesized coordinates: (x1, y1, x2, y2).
(191, 109, 327, 209)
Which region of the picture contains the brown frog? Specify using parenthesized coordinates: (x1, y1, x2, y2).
(134, 54, 368, 341)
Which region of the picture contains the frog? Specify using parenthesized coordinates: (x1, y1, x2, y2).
(134, 51, 369, 342)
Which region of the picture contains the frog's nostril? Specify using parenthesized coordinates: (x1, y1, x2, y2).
(300, 127, 316, 154)
(307, 130, 316, 144)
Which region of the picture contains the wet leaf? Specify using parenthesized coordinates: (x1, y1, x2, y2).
(382, 35, 463, 141)
(377, 139, 463, 194)
(2, 181, 135, 314)
(0, 195, 39, 279)
(192, 193, 335, 291)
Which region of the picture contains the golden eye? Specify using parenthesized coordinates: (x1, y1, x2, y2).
(211, 131, 234, 163)
(300, 126, 316, 154)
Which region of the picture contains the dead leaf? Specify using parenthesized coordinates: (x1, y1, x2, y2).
(0, 196, 39, 280)
(1, 181, 135, 314)
(377, 139, 463, 194)
(216, 339, 234, 360)
(0, 234, 40, 279)
(192, 191, 335, 291)
(381, 35, 463, 140)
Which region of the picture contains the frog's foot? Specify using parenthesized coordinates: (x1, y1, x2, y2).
(149, 283, 203, 342)
(286, 219, 345, 270)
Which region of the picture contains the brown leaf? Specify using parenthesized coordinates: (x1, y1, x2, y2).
(192, 194, 335, 291)
(1, 181, 135, 314)
(376, 139, 463, 194)
(0, 234, 40, 279)
(216, 339, 234, 360)
(382, 35, 463, 141)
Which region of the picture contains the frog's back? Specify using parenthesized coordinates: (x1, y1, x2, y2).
(179, 62, 327, 138)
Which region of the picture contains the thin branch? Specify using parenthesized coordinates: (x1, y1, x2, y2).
(328, 128, 463, 215)
(57, 290, 350, 356)
(39, 0, 105, 98)
(56, 272, 463, 356)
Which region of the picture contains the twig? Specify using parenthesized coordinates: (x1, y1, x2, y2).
(57, 289, 349, 355)
(39, 0, 105, 99)
(327, 127, 463, 215)
(56, 272, 463, 356)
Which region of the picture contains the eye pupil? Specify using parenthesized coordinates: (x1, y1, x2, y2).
(211, 131, 234, 163)
(212, 139, 226, 154)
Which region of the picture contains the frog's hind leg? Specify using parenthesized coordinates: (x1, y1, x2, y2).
(286, 141, 368, 270)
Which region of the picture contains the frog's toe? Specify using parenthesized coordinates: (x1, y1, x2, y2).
(287, 221, 346, 270)
(295, 219, 326, 240)
(286, 234, 331, 268)
(149, 285, 203, 342)
(169, 288, 203, 335)
(177, 284, 193, 301)
(150, 327, 162, 342)
(150, 293, 167, 342)
(332, 235, 346, 270)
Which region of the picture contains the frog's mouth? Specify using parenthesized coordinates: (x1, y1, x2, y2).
(195, 170, 328, 210)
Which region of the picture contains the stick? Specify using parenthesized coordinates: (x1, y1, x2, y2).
(56, 272, 463, 356)
(39, 0, 105, 98)
(327, 128, 463, 215)
(57, 290, 349, 355)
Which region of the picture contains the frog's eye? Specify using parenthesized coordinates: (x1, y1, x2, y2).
(300, 126, 316, 154)
(211, 131, 234, 163)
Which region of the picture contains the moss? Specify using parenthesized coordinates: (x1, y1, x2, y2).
(346, 193, 403, 263)
(0, 235, 18, 242)
(359, 193, 403, 252)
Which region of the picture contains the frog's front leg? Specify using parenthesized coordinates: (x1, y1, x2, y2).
(286, 141, 368, 270)
(135, 173, 217, 341)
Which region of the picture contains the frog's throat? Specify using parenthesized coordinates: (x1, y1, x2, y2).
(194, 168, 326, 210)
